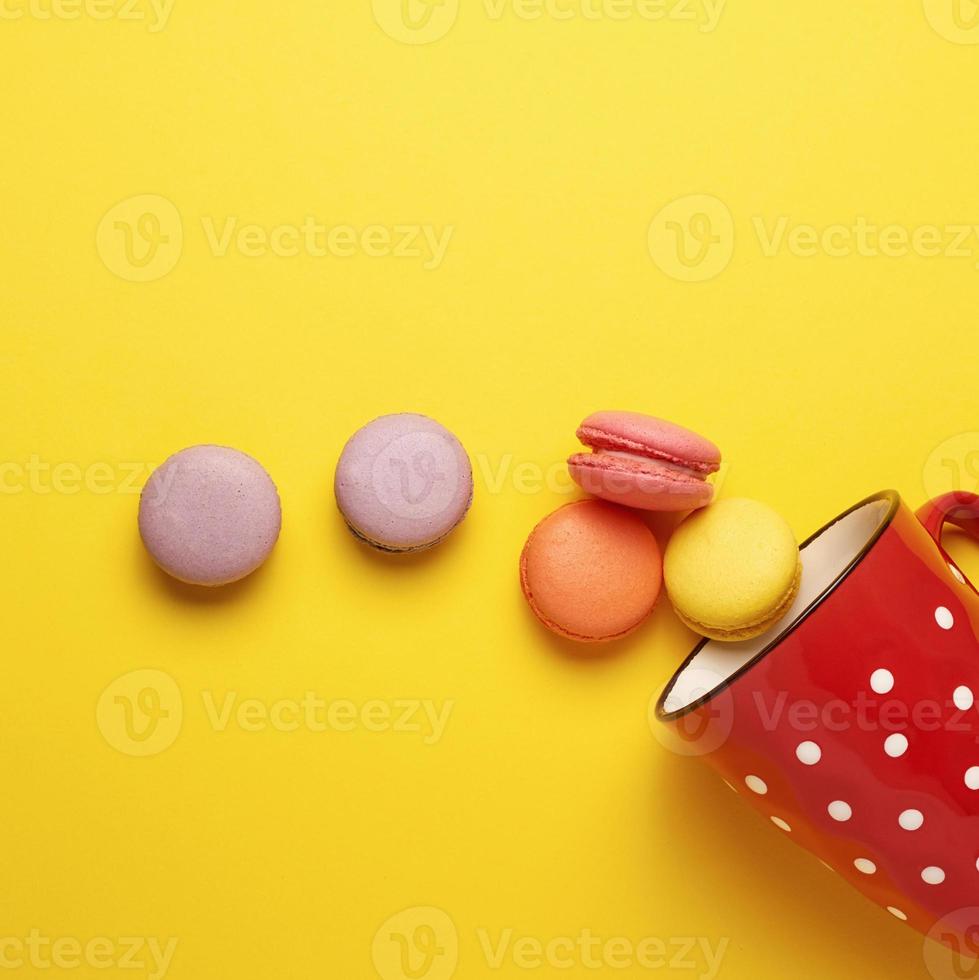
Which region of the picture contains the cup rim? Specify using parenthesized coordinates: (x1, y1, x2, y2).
(655, 489, 902, 723)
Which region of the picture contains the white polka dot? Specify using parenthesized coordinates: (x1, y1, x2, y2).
(796, 741, 822, 766)
(887, 907, 908, 921)
(871, 669, 895, 695)
(899, 809, 924, 831)
(966, 767, 979, 790)
(770, 816, 791, 832)
(950, 563, 966, 584)
(936, 606, 955, 630)
(975, 857, 979, 873)
(745, 775, 768, 795)
(885, 733, 909, 758)
(854, 858, 877, 875)
(922, 866, 946, 885)
(828, 801, 852, 822)
(955, 686, 975, 711)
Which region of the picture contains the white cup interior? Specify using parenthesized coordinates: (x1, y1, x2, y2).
(661, 495, 895, 717)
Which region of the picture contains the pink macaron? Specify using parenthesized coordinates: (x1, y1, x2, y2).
(567, 411, 721, 512)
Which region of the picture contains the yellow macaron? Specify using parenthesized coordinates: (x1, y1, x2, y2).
(664, 497, 802, 642)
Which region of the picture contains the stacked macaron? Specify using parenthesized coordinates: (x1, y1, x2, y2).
(568, 411, 721, 511)
(521, 410, 802, 646)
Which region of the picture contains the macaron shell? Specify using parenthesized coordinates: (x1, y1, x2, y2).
(664, 497, 800, 635)
(567, 453, 714, 512)
(335, 414, 473, 552)
(520, 500, 663, 642)
(577, 411, 721, 473)
(673, 561, 802, 641)
(138, 445, 282, 587)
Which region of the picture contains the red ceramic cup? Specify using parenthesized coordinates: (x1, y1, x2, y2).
(656, 490, 979, 944)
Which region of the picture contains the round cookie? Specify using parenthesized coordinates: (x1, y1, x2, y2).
(664, 497, 801, 641)
(139, 445, 282, 587)
(335, 414, 473, 554)
(568, 410, 721, 512)
(520, 499, 663, 643)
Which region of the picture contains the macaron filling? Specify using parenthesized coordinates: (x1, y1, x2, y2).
(576, 425, 721, 476)
(570, 450, 709, 484)
(342, 483, 474, 555)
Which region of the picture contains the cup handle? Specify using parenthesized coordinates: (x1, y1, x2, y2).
(916, 492, 979, 589)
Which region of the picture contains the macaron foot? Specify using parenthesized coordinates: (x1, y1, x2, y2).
(673, 561, 802, 642)
(343, 516, 455, 555)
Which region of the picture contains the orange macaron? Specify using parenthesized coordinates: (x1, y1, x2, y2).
(520, 500, 663, 643)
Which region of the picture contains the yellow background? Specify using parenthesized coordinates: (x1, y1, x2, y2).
(3, 1, 979, 978)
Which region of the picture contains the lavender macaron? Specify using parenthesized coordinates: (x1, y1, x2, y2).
(139, 445, 282, 586)
(335, 414, 473, 554)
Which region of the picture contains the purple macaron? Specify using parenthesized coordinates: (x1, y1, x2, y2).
(139, 445, 282, 586)
(335, 414, 473, 553)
